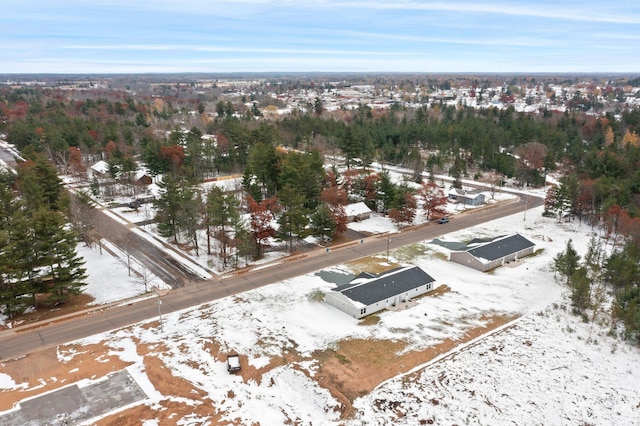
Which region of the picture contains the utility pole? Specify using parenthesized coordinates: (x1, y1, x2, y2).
(157, 296, 163, 332)
(386, 234, 391, 262)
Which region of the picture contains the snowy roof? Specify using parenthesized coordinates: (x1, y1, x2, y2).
(461, 234, 535, 262)
(449, 188, 485, 199)
(90, 160, 110, 174)
(345, 202, 372, 216)
(134, 169, 151, 181)
(332, 266, 435, 305)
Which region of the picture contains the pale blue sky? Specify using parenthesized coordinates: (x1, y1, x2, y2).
(2, 1, 639, 74)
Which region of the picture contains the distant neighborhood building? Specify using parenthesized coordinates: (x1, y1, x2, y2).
(324, 266, 436, 318)
(448, 188, 486, 206)
(449, 233, 536, 272)
(345, 202, 373, 222)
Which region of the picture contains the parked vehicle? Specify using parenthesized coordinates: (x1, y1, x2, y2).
(227, 354, 241, 373)
(127, 199, 143, 209)
(438, 216, 449, 224)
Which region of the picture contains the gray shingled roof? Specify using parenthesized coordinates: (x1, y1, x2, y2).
(332, 266, 435, 305)
(465, 233, 535, 262)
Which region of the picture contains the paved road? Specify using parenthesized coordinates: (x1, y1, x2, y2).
(0, 194, 541, 361)
(0, 145, 19, 169)
(90, 198, 206, 287)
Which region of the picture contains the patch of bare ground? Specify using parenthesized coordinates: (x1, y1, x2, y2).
(327, 233, 355, 247)
(96, 399, 217, 426)
(313, 313, 518, 419)
(422, 284, 452, 298)
(345, 257, 402, 275)
(0, 293, 95, 331)
(0, 342, 131, 411)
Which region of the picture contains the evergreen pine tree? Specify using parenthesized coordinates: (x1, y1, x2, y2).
(154, 174, 183, 243)
(277, 184, 309, 253)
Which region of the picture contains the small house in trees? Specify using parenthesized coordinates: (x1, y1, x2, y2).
(324, 266, 436, 318)
(449, 233, 535, 272)
(134, 170, 153, 187)
(448, 188, 486, 206)
(345, 202, 372, 222)
(90, 160, 110, 179)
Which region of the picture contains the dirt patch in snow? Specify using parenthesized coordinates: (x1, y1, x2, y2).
(312, 313, 518, 419)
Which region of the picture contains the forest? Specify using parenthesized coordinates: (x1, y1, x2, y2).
(0, 78, 638, 340)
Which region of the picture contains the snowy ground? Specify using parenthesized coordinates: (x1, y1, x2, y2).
(3, 203, 632, 424)
(3, 165, 638, 424)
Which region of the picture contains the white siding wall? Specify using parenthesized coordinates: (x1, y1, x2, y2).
(450, 246, 535, 272)
(450, 251, 485, 271)
(325, 283, 436, 319)
(324, 292, 360, 318)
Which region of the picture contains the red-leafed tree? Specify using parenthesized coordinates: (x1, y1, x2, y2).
(87, 129, 99, 142)
(576, 179, 596, 221)
(216, 133, 230, 155)
(160, 144, 185, 173)
(68, 146, 86, 177)
(389, 192, 417, 228)
(618, 209, 632, 237)
(515, 141, 547, 185)
(419, 181, 448, 220)
(604, 204, 622, 237)
(319, 185, 348, 235)
(246, 195, 279, 259)
(104, 140, 119, 160)
(362, 173, 380, 208)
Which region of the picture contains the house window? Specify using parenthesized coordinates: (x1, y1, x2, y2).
(360, 308, 367, 315)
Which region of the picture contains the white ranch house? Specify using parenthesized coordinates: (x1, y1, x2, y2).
(324, 266, 436, 319)
(449, 233, 535, 272)
(345, 202, 372, 222)
(448, 188, 486, 206)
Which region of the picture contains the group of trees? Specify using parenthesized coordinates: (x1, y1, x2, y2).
(555, 238, 640, 341)
(152, 139, 450, 266)
(0, 155, 87, 317)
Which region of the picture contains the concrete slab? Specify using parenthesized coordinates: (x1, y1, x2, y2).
(0, 369, 147, 425)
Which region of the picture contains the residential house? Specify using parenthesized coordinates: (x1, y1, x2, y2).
(345, 202, 372, 222)
(449, 233, 535, 272)
(134, 170, 153, 186)
(325, 266, 436, 318)
(89, 160, 110, 179)
(448, 188, 486, 206)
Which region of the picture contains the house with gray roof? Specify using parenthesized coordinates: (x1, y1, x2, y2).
(448, 188, 486, 206)
(449, 233, 535, 272)
(324, 266, 436, 318)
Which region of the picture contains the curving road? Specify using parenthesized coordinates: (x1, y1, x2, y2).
(0, 193, 541, 361)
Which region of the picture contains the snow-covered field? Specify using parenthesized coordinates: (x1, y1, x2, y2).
(30, 203, 638, 424)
